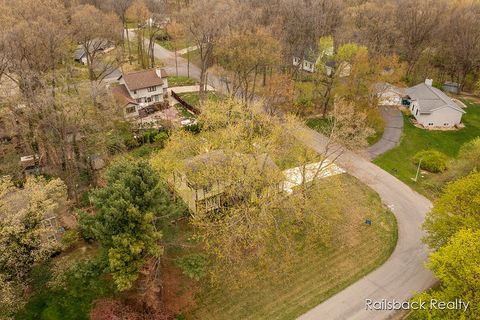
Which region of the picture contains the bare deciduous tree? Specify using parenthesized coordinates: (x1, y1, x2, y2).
(395, 0, 445, 77)
(180, 0, 233, 94)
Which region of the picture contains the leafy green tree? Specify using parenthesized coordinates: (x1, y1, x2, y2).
(83, 160, 179, 290)
(456, 137, 480, 174)
(0, 176, 67, 318)
(411, 229, 480, 320)
(413, 150, 449, 173)
(176, 254, 209, 281)
(423, 172, 480, 249)
(17, 256, 115, 320)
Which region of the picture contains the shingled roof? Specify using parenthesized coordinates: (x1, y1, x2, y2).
(405, 83, 465, 114)
(111, 84, 138, 106)
(122, 68, 168, 91)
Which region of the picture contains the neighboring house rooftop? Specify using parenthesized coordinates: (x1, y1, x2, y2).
(74, 46, 86, 60)
(74, 38, 111, 60)
(405, 83, 465, 114)
(120, 68, 168, 91)
(184, 149, 228, 173)
(182, 150, 280, 189)
(111, 84, 139, 107)
(375, 82, 405, 95)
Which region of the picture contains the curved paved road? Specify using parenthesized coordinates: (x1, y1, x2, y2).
(367, 106, 404, 160)
(132, 33, 436, 319)
(297, 129, 435, 320)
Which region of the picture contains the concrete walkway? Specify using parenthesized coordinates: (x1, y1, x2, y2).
(282, 160, 346, 194)
(177, 45, 199, 55)
(367, 106, 404, 160)
(168, 85, 215, 94)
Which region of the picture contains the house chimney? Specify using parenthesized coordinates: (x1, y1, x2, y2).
(425, 78, 433, 86)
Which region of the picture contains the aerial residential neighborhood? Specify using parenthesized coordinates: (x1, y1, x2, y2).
(0, 1, 479, 320)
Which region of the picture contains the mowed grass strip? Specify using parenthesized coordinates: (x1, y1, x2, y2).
(186, 175, 397, 320)
(374, 100, 480, 197)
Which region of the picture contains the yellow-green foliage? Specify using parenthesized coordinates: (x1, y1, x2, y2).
(0, 176, 68, 317)
(411, 229, 480, 320)
(423, 172, 480, 249)
(413, 149, 448, 173)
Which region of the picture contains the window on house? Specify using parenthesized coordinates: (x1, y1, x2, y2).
(42, 220, 52, 228)
(204, 196, 220, 211)
(146, 97, 152, 103)
(444, 123, 449, 126)
(126, 106, 136, 114)
(416, 110, 419, 116)
(42, 217, 57, 228)
(133, 90, 137, 94)
(429, 123, 434, 126)
(147, 86, 157, 92)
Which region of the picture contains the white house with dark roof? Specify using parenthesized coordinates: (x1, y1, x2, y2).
(405, 79, 466, 128)
(112, 68, 168, 118)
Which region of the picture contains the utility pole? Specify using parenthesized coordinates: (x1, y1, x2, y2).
(413, 158, 422, 182)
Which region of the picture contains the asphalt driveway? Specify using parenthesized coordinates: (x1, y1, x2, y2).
(367, 106, 404, 160)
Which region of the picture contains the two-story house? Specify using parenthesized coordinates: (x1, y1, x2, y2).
(171, 150, 283, 214)
(113, 68, 169, 118)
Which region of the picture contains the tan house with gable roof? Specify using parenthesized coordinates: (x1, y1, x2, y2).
(171, 150, 283, 214)
(113, 68, 169, 118)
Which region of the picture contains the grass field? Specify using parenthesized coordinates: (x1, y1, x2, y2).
(177, 91, 219, 107)
(374, 100, 480, 197)
(16, 244, 116, 320)
(156, 38, 190, 52)
(174, 92, 220, 119)
(175, 103, 196, 118)
(181, 49, 201, 67)
(181, 175, 397, 320)
(168, 76, 199, 87)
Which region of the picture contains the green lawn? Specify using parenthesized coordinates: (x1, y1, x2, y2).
(175, 104, 196, 118)
(154, 30, 190, 52)
(305, 118, 329, 134)
(168, 76, 199, 87)
(173, 92, 220, 119)
(183, 175, 397, 320)
(16, 245, 116, 320)
(181, 49, 201, 67)
(177, 91, 220, 107)
(156, 39, 190, 52)
(374, 100, 480, 197)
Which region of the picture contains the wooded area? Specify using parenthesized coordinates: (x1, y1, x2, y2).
(0, 0, 479, 319)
